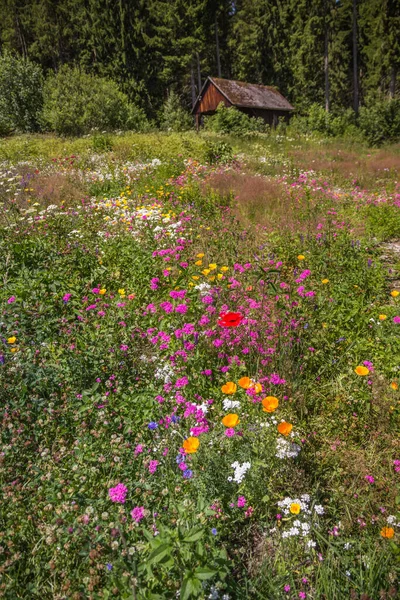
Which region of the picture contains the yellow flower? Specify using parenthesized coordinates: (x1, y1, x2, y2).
(251, 382, 262, 394)
(217, 273, 223, 280)
(222, 413, 240, 428)
(262, 396, 279, 413)
(379, 314, 387, 321)
(195, 260, 203, 266)
(208, 263, 217, 270)
(390, 382, 398, 390)
(321, 279, 329, 284)
(221, 382, 237, 395)
(99, 288, 106, 295)
(197, 253, 204, 258)
(391, 290, 399, 297)
(202, 269, 210, 276)
(192, 276, 199, 280)
(380, 527, 394, 539)
(118, 288, 125, 296)
(290, 503, 301, 515)
(355, 365, 369, 376)
(10, 347, 18, 353)
(297, 255, 305, 260)
(183, 437, 200, 454)
(7, 336, 16, 344)
(220, 266, 229, 272)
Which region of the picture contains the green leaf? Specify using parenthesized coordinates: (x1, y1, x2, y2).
(180, 576, 202, 600)
(183, 528, 204, 543)
(147, 543, 172, 565)
(194, 567, 217, 580)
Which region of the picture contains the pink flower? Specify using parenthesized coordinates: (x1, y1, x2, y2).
(365, 475, 375, 484)
(131, 506, 145, 523)
(7, 296, 16, 304)
(134, 444, 143, 456)
(237, 496, 246, 507)
(108, 483, 128, 503)
(92, 287, 100, 294)
(225, 428, 235, 437)
(393, 316, 400, 324)
(148, 460, 159, 474)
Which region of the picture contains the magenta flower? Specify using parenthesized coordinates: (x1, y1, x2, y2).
(131, 506, 145, 523)
(365, 475, 375, 484)
(91, 287, 100, 294)
(225, 428, 235, 437)
(7, 296, 16, 304)
(393, 316, 400, 324)
(148, 460, 159, 474)
(237, 496, 246, 507)
(108, 483, 128, 503)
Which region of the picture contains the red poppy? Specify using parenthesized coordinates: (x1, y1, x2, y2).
(218, 312, 243, 327)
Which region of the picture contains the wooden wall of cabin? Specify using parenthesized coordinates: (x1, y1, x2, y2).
(196, 83, 231, 114)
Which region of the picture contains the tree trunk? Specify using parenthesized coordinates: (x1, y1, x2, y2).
(191, 64, 196, 108)
(324, 0, 330, 112)
(196, 52, 202, 93)
(352, 0, 359, 114)
(215, 15, 221, 77)
(390, 66, 397, 98)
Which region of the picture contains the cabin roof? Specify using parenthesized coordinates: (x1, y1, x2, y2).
(193, 77, 294, 113)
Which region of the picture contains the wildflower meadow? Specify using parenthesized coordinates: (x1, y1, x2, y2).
(0, 132, 399, 599)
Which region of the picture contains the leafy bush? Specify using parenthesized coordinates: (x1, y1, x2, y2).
(290, 104, 358, 138)
(0, 53, 44, 135)
(42, 66, 149, 136)
(203, 140, 234, 164)
(359, 95, 400, 146)
(159, 91, 193, 132)
(204, 103, 267, 135)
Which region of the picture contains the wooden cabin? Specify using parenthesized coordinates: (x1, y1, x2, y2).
(192, 77, 294, 128)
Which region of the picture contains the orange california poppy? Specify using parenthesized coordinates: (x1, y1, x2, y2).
(262, 396, 279, 413)
(221, 382, 237, 395)
(390, 382, 398, 390)
(182, 437, 200, 454)
(354, 366, 369, 376)
(380, 527, 394, 539)
(277, 421, 293, 436)
(238, 377, 252, 389)
(222, 413, 240, 428)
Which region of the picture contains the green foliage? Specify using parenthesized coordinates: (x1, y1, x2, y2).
(359, 95, 400, 146)
(203, 139, 233, 164)
(159, 91, 193, 132)
(0, 53, 44, 135)
(204, 103, 267, 136)
(290, 103, 359, 138)
(42, 65, 148, 136)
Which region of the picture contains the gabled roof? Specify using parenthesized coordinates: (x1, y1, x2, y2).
(193, 77, 294, 113)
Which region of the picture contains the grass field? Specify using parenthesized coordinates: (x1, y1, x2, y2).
(0, 131, 399, 599)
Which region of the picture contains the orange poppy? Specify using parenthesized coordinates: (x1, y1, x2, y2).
(390, 382, 398, 390)
(380, 527, 394, 539)
(221, 382, 237, 395)
(277, 421, 293, 436)
(222, 414, 240, 428)
(238, 377, 252, 389)
(354, 366, 369, 376)
(182, 437, 200, 454)
(262, 396, 279, 413)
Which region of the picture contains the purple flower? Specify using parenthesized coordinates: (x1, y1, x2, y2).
(63, 293, 72, 303)
(237, 495, 246, 507)
(183, 469, 193, 479)
(284, 585, 291, 593)
(175, 304, 188, 314)
(106, 563, 113, 571)
(225, 428, 235, 437)
(148, 422, 158, 430)
(131, 506, 145, 523)
(211, 528, 217, 535)
(7, 296, 16, 304)
(92, 287, 100, 294)
(108, 483, 128, 503)
(393, 316, 400, 324)
(148, 460, 159, 474)
(365, 475, 375, 484)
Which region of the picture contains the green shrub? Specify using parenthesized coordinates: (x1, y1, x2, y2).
(204, 102, 267, 135)
(359, 95, 400, 146)
(42, 66, 149, 136)
(290, 104, 358, 138)
(159, 91, 193, 132)
(0, 53, 44, 135)
(91, 133, 114, 152)
(203, 140, 233, 164)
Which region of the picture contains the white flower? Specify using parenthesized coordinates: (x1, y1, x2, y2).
(223, 399, 241, 411)
(230, 461, 251, 484)
(314, 504, 325, 515)
(275, 438, 301, 459)
(306, 540, 316, 548)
